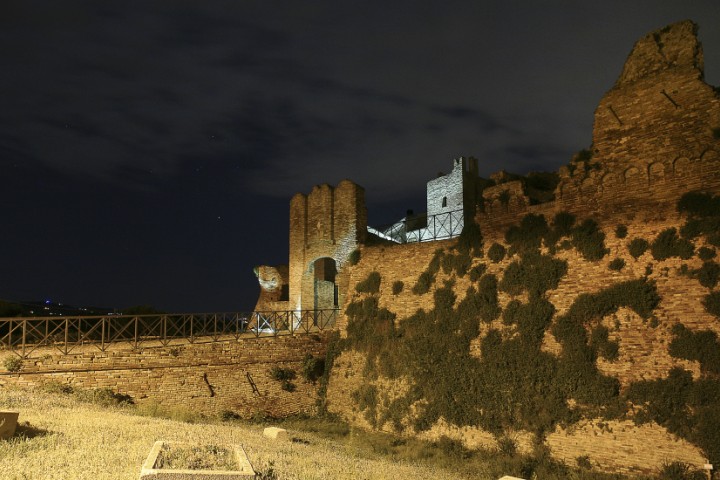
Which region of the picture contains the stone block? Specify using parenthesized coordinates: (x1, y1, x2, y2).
(262, 427, 288, 441)
(140, 441, 256, 479)
(0, 410, 19, 440)
(498, 476, 525, 480)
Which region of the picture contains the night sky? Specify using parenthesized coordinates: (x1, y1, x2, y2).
(2, 1, 720, 313)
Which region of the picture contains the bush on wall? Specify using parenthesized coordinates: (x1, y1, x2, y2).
(487, 242, 506, 263)
(702, 291, 720, 319)
(650, 228, 694, 261)
(628, 238, 649, 259)
(571, 219, 609, 261)
(499, 252, 567, 298)
(356, 271, 382, 294)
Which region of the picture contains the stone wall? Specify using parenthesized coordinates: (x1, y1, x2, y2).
(478, 20, 720, 235)
(289, 180, 367, 312)
(0, 333, 329, 418)
(326, 209, 716, 474)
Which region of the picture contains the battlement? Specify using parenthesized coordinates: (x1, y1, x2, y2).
(477, 20, 720, 234)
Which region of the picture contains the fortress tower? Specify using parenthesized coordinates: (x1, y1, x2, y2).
(288, 180, 367, 312)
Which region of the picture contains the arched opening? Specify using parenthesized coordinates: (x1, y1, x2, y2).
(313, 257, 338, 309)
(441, 196, 447, 208)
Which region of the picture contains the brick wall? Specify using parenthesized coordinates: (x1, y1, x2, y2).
(326, 210, 716, 473)
(0, 333, 330, 418)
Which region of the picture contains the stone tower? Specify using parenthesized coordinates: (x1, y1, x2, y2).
(288, 180, 367, 312)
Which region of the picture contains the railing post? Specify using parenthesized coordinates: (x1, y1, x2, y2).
(22, 318, 27, 358)
(101, 317, 106, 351)
(63, 317, 69, 355)
(134, 316, 139, 349)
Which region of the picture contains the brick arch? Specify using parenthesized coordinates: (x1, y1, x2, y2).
(648, 162, 666, 184)
(672, 157, 691, 176)
(601, 172, 619, 187)
(624, 166, 643, 185)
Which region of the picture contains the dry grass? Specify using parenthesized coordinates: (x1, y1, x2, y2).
(0, 385, 471, 480)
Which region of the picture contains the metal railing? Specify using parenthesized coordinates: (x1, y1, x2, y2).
(370, 209, 465, 244)
(0, 309, 339, 358)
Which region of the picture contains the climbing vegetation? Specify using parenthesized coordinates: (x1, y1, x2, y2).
(626, 368, 720, 466)
(571, 219, 609, 261)
(356, 271, 382, 294)
(615, 224, 628, 239)
(702, 291, 720, 319)
(650, 228, 694, 260)
(487, 242, 506, 263)
(628, 238, 649, 259)
(499, 251, 567, 298)
(678, 191, 720, 247)
(608, 258, 625, 271)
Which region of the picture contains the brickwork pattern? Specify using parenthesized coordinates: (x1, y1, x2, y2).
(0, 334, 329, 418)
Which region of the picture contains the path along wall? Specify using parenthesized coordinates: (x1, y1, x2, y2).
(0, 333, 329, 418)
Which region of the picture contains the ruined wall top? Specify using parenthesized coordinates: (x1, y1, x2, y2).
(477, 20, 720, 234)
(616, 20, 703, 86)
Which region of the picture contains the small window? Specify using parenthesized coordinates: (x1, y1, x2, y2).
(441, 197, 447, 208)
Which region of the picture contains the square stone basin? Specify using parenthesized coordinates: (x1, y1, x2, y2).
(0, 411, 19, 440)
(140, 441, 256, 479)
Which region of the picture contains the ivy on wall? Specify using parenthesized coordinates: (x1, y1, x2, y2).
(339, 204, 719, 463)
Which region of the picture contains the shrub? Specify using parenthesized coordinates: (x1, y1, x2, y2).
(348, 249, 361, 265)
(456, 222, 483, 257)
(615, 224, 628, 239)
(576, 455, 592, 470)
(499, 252, 568, 298)
(677, 191, 720, 218)
(695, 261, 720, 289)
(651, 228, 694, 261)
(627, 238, 648, 259)
(356, 271, 381, 294)
(668, 324, 720, 375)
(590, 325, 619, 361)
(505, 214, 549, 254)
(3, 356, 23, 372)
(412, 271, 434, 295)
(451, 252, 472, 277)
(497, 436, 517, 456)
(219, 410, 241, 421)
(552, 211, 576, 237)
(270, 366, 296, 382)
(460, 274, 501, 323)
(391, 281, 404, 295)
(608, 258, 625, 271)
(626, 368, 720, 467)
(571, 218, 608, 261)
(468, 263, 487, 282)
(659, 461, 706, 480)
(74, 387, 133, 407)
(487, 243, 506, 263)
(270, 367, 297, 392)
(698, 246, 717, 261)
(702, 291, 720, 319)
(302, 354, 325, 383)
(352, 384, 379, 428)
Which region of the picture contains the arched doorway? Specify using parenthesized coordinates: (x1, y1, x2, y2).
(313, 257, 338, 310)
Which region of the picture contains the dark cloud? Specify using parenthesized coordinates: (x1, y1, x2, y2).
(1, 0, 719, 311)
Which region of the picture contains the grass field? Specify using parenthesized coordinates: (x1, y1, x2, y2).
(0, 384, 647, 480)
